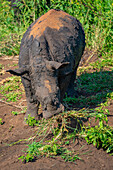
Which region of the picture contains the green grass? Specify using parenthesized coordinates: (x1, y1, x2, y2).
(0, 76, 23, 102)
(18, 106, 113, 163)
(90, 56, 113, 71)
(64, 70, 113, 108)
(0, 0, 113, 56)
(12, 107, 27, 116)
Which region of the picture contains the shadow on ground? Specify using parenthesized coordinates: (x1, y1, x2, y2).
(64, 70, 113, 110)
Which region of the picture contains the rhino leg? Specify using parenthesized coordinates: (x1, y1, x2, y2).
(25, 100, 39, 120)
(66, 67, 78, 98)
(59, 74, 71, 101)
(21, 76, 40, 120)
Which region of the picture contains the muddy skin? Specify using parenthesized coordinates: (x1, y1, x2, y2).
(7, 9, 85, 120)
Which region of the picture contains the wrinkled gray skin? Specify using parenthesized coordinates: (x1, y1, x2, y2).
(7, 9, 85, 120)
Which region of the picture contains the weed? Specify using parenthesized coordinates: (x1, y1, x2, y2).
(12, 107, 27, 116)
(9, 125, 14, 132)
(12, 111, 19, 116)
(0, 118, 4, 125)
(82, 112, 113, 153)
(18, 111, 83, 163)
(8, 63, 18, 67)
(25, 115, 38, 126)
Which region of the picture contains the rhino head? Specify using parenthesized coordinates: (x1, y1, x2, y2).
(7, 60, 72, 119)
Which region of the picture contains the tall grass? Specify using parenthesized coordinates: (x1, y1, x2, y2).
(0, 0, 112, 56)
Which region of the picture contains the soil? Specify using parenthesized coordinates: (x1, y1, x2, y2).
(0, 53, 113, 170)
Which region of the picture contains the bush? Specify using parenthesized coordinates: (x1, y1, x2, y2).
(0, 0, 112, 56)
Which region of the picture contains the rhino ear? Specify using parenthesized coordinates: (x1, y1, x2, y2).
(6, 66, 29, 76)
(55, 62, 70, 70)
(46, 60, 70, 70)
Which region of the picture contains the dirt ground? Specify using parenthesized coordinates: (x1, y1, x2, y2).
(0, 53, 113, 170)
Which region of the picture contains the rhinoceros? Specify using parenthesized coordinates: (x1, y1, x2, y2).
(7, 9, 85, 120)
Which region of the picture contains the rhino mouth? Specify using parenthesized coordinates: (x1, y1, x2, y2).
(43, 104, 64, 119)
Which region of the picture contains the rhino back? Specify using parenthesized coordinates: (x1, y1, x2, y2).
(19, 9, 85, 69)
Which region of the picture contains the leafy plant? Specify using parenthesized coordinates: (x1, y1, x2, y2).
(83, 112, 113, 154)
(17, 110, 83, 163)
(25, 115, 38, 126)
(0, 118, 4, 125)
(19, 141, 80, 163)
(17, 104, 113, 163)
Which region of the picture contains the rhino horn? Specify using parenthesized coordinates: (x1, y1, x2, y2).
(6, 66, 29, 76)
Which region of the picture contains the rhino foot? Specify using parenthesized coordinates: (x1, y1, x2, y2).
(24, 104, 39, 121)
(43, 104, 64, 119)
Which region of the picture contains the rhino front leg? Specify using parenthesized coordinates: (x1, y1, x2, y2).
(66, 67, 78, 98)
(25, 99, 40, 120)
(21, 76, 40, 120)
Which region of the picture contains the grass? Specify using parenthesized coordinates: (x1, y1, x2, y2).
(0, 76, 24, 102)
(0, 0, 113, 57)
(18, 105, 113, 163)
(90, 56, 113, 71)
(12, 107, 27, 115)
(64, 71, 113, 108)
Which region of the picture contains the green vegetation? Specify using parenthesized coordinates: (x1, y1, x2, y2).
(12, 107, 27, 115)
(0, 0, 112, 56)
(9, 125, 14, 132)
(12, 111, 19, 116)
(25, 115, 38, 126)
(84, 116, 113, 154)
(64, 71, 113, 107)
(0, 118, 4, 125)
(0, 76, 23, 102)
(17, 63, 113, 162)
(18, 106, 113, 162)
(19, 113, 82, 163)
(0, 0, 113, 164)
(19, 141, 81, 163)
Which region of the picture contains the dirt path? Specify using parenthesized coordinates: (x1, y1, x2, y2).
(0, 56, 113, 170)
